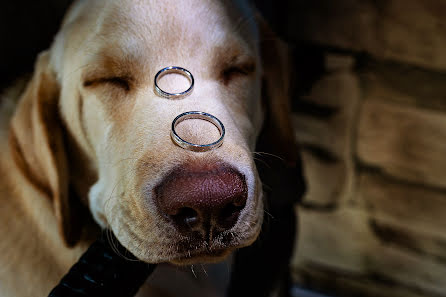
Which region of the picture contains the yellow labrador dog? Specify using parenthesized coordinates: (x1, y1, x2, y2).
(0, 0, 300, 296)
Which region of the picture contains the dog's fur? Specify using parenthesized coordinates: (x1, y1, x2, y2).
(0, 0, 299, 296)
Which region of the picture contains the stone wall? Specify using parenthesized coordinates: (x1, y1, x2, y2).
(288, 1, 446, 296)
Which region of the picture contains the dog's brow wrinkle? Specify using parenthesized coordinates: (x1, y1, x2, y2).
(81, 47, 146, 84)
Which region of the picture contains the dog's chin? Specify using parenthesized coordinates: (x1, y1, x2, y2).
(169, 248, 234, 265)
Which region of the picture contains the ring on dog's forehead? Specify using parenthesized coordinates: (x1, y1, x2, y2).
(171, 111, 225, 152)
(154, 66, 194, 99)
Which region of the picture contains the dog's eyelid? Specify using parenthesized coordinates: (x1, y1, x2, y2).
(230, 61, 256, 73)
(83, 76, 132, 91)
(221, 60, 256, 84)
(225, 53, 256, 72)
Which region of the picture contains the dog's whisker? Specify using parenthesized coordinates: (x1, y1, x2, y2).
(190, 265, 197, 279)
(109, 222, 140, 262)
(100, 182, 142, 262)
(65, 62, 95, 80)
(264, 209, 274, 219)
(252, 151, 285, 161)
(252, 156, 271, 169)
(107, 227, 123, 259)
(200, 264, 208, 277)
(102, 162, 139, 222)
(105, 228, 123, 259)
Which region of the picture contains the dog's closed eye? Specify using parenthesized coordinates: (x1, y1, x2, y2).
(83, 76, 132, 92)
(221, 62, 256, 85)
(222, 62, 255, 81)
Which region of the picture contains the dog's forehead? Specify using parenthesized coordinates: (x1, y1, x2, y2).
(109, 0, 256, 32)
(70, 0, 257, 51)
(55, 0, 259, 79)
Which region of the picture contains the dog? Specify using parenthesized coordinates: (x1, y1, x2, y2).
(0, 0, 303, 296)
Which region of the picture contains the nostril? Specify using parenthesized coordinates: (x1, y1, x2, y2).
(218, 202, 245, 229)
(233, 196, 247, 208)
(171, 207, 200, 229)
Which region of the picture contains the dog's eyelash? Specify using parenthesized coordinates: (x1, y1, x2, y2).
(83, 77, 131, 91)
(222, 63, 255, 84)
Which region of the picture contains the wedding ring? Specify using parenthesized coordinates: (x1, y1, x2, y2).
(154, 66, 194, 99)
(171, 111, 225, 152)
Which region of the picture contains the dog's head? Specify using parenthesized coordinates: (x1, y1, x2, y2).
(9, 0, 298, 264)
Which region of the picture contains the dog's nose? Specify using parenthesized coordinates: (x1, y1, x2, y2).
(155, 163, 247, 234)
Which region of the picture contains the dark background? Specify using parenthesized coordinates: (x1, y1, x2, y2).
(0, 1, 72, 88)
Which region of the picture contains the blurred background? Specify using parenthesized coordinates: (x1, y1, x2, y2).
(2, 1, 446, 297)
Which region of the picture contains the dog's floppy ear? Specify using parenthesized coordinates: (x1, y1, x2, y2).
(228, 16, 306, 297)
(9, 51, 81, 246)
(256, 13, 299, 165)
(255, 14, 305, 204)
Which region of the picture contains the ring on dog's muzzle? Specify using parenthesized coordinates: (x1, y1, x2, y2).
(171, 111, 225, 152)
(154, 66, 194, 99)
